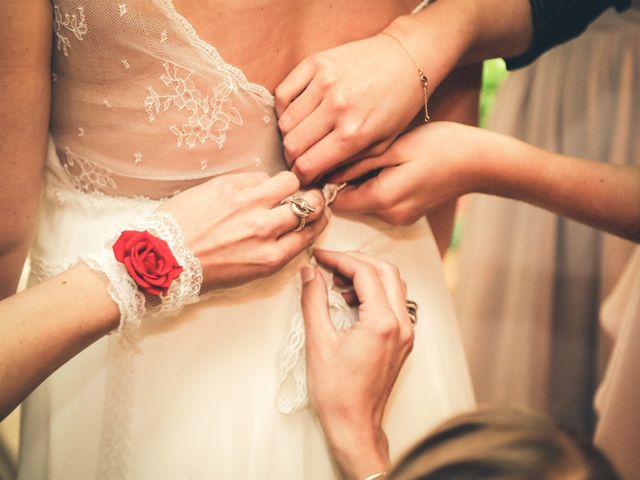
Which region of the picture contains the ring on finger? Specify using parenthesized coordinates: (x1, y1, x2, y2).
(281, 196, 316, 231)
(293, 216, 306, 232)
(406, 299, 418, 326)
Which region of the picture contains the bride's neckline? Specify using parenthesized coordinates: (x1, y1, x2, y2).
(161, 0, 276, 106)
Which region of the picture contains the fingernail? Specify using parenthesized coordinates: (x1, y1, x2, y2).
(301, 265, 315, 284)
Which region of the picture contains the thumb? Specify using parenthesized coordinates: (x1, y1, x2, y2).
(300, 265, 335, 343)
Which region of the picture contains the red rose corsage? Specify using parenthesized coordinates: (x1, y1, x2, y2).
(112, 230, 183, 296)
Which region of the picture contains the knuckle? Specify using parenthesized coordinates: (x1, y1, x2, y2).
(235, 192, 251, 207)
(274, 84, 287, 104)
(251, 214, 272, 239)
(375, 319, 399, 339)
(383, 207, 410, 227)
(328, 90, 349, 112)
(294, 156, 313, 178)
(337, 121, 365, 146)
(283, 134, 301, 158)
(403, 327, 416, 350)
(316, 69, 336, 89)
(262, 246, 286, 270)
(278, 113, 290, 133)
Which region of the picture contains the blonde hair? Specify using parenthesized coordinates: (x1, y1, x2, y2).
(388, 407, 618, 480)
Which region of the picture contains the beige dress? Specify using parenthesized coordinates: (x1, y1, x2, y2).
(455, 6, 640, 435)
(594, 247, 640, 479)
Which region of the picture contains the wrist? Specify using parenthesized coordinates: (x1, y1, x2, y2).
(320, 414, 390, 480)
(383, 2, 476, 89)
(470, 130, 539, 199)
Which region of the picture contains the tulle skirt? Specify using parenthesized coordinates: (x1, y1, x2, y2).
(18, 143, 474, 479)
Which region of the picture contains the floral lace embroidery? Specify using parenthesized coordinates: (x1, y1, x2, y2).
(62, 147, 118, 193)
(53, 3, 88, 56)
(144, 62, 243, 150)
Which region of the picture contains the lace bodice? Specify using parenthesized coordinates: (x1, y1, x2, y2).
(51, 0, 285, 198)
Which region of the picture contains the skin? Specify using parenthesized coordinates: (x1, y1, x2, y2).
(331, 122, 640, 243)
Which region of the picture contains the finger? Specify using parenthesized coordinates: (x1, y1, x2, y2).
(269, 189, 327, 237)
(247, 171, 301, 208)
(282, 102, 334, 166)
(275, 58, 317, 117)
(330, 175, 387, 214)
(291, 127, 366, 186)
(329, 154, 396, 184)
(278, 75, 325, 135)
(300, 265, 337, 343)
(345, 251, 408, 326)
(275, 211, 329, 260)
(313, 249, 391, 314)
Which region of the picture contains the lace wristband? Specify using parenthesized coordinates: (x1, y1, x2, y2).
(84, 211, 203, 332)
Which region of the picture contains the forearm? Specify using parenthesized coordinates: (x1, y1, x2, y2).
(319, 415, 390, 480)
(0, 263, 119, 419)
(383, 0, 532, 93)
(474, 132, 640, 242)
(0, 0, 52, 297)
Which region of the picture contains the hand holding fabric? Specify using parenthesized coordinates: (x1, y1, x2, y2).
(301, 249, 415, 480)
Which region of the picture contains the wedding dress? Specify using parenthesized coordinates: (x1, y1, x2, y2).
(18, 1, 474, 478)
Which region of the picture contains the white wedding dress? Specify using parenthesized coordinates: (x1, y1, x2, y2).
(18, 1, 474, 478)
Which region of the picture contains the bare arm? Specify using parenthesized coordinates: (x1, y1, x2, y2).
(474, 128, 640, 242)
(0, 1, 52, 298)
(0, 264, 119, 420)
(332, 123, 640, 243)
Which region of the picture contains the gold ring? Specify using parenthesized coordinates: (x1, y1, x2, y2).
(406, 299, 418, 326)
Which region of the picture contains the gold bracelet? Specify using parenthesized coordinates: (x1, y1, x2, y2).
(380, 32, 430, 123)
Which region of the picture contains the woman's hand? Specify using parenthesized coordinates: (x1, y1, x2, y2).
(275, 33, 426, 186)
(330, 122, 484, 226)
(301, 249, 415, 480)
(159, 171, 329, 293)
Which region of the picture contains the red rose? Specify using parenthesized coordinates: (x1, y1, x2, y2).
(112, 230, 183, 296)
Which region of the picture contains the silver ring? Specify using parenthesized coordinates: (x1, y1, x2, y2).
(293, 216, 306, 232)
(406, 299, 418, 326)
(281, 196, 316, 231)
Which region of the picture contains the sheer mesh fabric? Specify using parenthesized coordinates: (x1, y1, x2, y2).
(51, 0, 286, 199)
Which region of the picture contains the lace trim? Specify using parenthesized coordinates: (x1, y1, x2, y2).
(84, 249, 147, 332)
(160, 0, 275, 106)
(276, 274, 357, 414)
(128, 211, 203, 317)
(83, 212, 203, 332)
